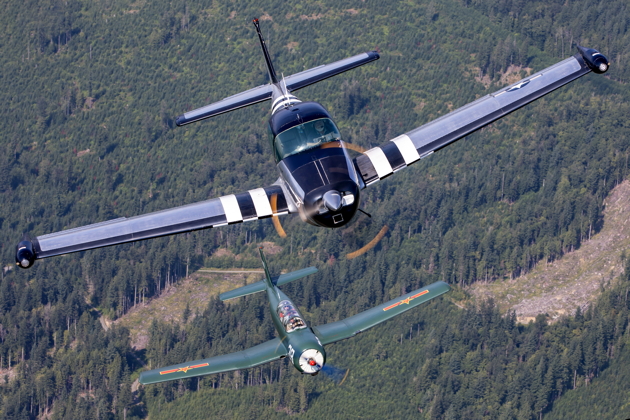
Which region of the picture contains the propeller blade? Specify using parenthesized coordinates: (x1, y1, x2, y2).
(346, 225, 389, 259)
(270, 194, 287, 238)
(321, 365, 350, 385)
(322, 141, 366, 153)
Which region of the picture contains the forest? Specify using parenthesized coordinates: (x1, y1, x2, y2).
(0, 0, 629, 418)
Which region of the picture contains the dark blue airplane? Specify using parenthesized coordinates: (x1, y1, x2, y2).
(16, 18, 609, 268)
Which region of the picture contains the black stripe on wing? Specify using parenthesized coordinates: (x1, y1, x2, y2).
(33, 185, 292, 259)
(355, 53, 594, 186)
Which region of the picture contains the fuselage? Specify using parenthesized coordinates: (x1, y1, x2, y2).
(268, 100, 361, 228)
(266, 284, 326, 375)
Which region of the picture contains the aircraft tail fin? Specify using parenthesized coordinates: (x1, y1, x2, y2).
(259, 247, 275, 288)
(253, 18, 279, 84)
(219, 264, 318, 301)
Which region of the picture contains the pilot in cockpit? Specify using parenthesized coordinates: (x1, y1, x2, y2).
(314, 120, 326, 136)
(310, 119, 334, 146)
(285, 317, 305, 333)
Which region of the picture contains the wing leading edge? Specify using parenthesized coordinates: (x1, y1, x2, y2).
(28, 185, 292, 261)
(355, 47, 607, 186)
(312, 281, 450, 345)
(139, 337, 288, 385)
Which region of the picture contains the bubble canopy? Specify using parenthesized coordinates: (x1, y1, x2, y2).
(272, 118, 341, 161)
(277, 300, 307, 333)
(268, 101, 342, 162)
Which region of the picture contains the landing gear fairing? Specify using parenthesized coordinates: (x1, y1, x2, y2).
(137, 249, 450, 384)
(14, 20, 610, 268)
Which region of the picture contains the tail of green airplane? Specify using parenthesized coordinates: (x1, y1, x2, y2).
(259, 247, 275, 289)
(219, 248, 317, 301)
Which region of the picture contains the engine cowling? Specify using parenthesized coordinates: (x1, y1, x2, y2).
(297, 348, 325, 375)
(15, 237, 36, 269)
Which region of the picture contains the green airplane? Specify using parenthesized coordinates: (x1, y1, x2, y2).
(139, 249, 450, 385)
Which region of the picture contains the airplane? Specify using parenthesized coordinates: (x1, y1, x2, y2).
(15, 18, 610, 268)
(138, 248, 450, 384)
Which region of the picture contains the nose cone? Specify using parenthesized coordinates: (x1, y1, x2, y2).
(323, 190, 342, 211)
(299, 348, 325, 374)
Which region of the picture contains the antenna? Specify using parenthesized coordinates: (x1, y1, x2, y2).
(252, 18, 279, 84)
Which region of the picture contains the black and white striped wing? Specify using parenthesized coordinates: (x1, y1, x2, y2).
(355, 51, 599, 186)
(32, 185, 292, 259)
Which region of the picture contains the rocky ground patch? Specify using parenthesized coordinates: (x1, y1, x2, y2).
(470, 180, 630, 323)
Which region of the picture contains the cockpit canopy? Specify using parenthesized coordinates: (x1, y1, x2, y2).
(268, 101, 342, 162)
(277, 300, 307, 333)
(272, 118, 341, 161)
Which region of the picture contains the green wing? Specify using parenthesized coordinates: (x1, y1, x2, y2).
(312, 281, 450, 345)
(139, 338, 287, 385)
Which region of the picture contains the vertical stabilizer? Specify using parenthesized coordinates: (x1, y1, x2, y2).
(259, 247, 275, 288)
(253, 18, 279, 84)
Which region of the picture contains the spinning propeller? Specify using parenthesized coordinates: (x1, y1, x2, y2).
(321, 365, 350, 385)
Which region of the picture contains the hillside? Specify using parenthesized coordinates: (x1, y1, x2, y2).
(0, 0, 629, 419)
(470, 179, 630, 323)
(114, 268, 265, 349)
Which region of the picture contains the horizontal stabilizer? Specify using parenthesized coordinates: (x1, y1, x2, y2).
(219, 266, 317, 301)
(283, 51, 379, 92)
(313, 281, 450, 345)
(275, 266, 318, 286)
(218, 280, 266, 301)
(176, 51, 379, 126)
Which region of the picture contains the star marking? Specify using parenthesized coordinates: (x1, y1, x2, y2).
(159, 362, 209, 375)
(383, 289, 430, 311)
(507, 80, 530, 92)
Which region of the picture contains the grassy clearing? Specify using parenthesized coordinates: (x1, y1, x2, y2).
(115, 268, 265, 349)
(470, 180, 630, 323)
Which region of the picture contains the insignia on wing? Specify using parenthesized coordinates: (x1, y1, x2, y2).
(506, 80, 530, 92)
(383, 289, 430, 311)
(160, 363, 209, 375)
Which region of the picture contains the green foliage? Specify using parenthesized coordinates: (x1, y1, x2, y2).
(0, 0, 629, 418)
(146, 271, 630, 419)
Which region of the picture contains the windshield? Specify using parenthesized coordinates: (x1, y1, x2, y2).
(273, 118, 341, 161)
(277, 300, 307, 333)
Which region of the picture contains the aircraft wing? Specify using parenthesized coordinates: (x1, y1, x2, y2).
(312, 281, 450, 345)
(22, 185, 292, 263)
(354, 47, 608, 186)
(139, 337, 288, 385)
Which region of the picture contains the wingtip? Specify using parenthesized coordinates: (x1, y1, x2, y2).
(576, 45, 609, 74)
(175, 115, 186, 126)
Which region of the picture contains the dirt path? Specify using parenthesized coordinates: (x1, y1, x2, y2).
(197, 269, 264, 273)
(470, 180, 630, 323)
